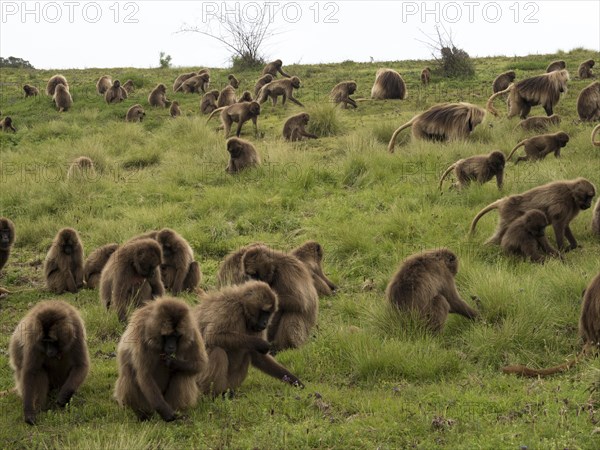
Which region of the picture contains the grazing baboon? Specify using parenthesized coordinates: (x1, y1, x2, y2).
(254, 74, 274, 99)
(114, 297, 207, 421)
(200, 90, 220, 114)
(9, 300, 90, 425)
(122, 80, 134, 94)
(388, 102, 486, 152)
(500, 209, 560, 263)
(226, 137, 261, 173)
(83, 243, 119, 289)
(195, 281, 304, 397)
(0, 217, 15, 273)
(99, 238, 164, 322)
(486, 70, 569, 118)
(23, 84, 39, 97)
(386, 249, 478, 333)
(516, 114, 561, 132)
(148, 84, 171, 108)
(578, 59, 595, 79)
(421, 67, 431, 86)
(291, 241, 337, 296)
(44, 228, 84, 294)
(126, 104, 145, 122)
(593, 123, 600, 147)
(257, 76, 303, 107)
(0, 116, 16, 132)
(371, 68, 407, 100)
(262, 59, 291, 78)
(438, 151, 505, 190)
(330, 81, 357, 108)
(53, 84, 72, 112)
(217, 85, 237, 108)
(507, 131, 569, 163)
(492, 70, 516, 93)
(228, 74, 240, 89)
(237, 91, 253, 103)
(173, 72, 197, 92)
(46, 74, 68, 96)
(470, 178, 596, 251)
(169, 101, 181, 118)
(96, 75, 112, 95)
(592, 199, 600, 236)
(546, 60, 566, 73)
(576, 81, 600, 122)
(282, 113, 317, 141)
(207, 101, 260, 138)
(104, 79, 127, 104)
(67, 156, 95, 179)
(179, 73, 210, 94)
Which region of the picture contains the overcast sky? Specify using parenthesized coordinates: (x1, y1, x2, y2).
(1, 1, 598, 69)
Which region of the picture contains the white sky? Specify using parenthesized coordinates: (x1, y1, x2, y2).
(0, 1, 598, 69)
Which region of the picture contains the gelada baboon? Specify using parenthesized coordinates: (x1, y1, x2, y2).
(254, 74, 274, 99)
(237, 91, 253, 103)
(46, 74, 68, 96)
(0, 217, 15, 273)
(492, 70, 516, 93)
(122, 79, 134, 94)
(173, 71, 197, 92)
(486, 69, 569, 118)
(23, 84, 39, 97)
(216, 243, 267, 287)
(503, 271, 600, 377)
(546, 60, 566, 73)
(388, 102, 486, 152)
(516, 114, 561, 132)
(99, 238, 165, 322)
(226, 137, 261, 173)
(114, 297, 207, 421)
(257, 76, 303, 107)
(470, 178, 596, 251)
(9, 300, 90, 425)
(228, 74, 240, 89)
(96, 75, 112, 95)
(330, 81, 357, 109)
(83, 243, 119, 289)
(53, 84, 72, 112)
(169, 100, 181, 118)
(44, 228, 84, 294)
(578, 59, 595, 79)
(217, 85, 237, 108)
(126, 104, 145, 122)
(179, 73, 210, 94)
(506, 131, 570, 164)
(195, 281, 304, 397)
(104, 79, 127, 104)
(207, 101, 260, 138)
(385, 249, 479, 333)
(593, 123, 600, 147)
(421, 67, 431, 86)
(67, 156, 95, 180)
(371, 68, 407, 100)
(500, 209, 560, 263)
(262, 59, 291, 78)
(291, 241, 337, 296)
(576, 81, 600, 122)
(592, 198, 600, 236)
(0, 116, 16, 132)
(200, 90, 220, 114)
(148, 83, 171, 108)
(282, 112, 317, 141)
(438, 151, 505, 190)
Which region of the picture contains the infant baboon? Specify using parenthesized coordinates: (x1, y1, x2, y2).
(46, 74, 68, 96)
(492, 70, 516, 93)
(148, 84, 171, 108)
(122, 80, 134, 94)
(546, 60, 566, 73)
(83, 243, 119, 289)
(291, 241, 337, 296)
(257, 76, 303, 107)
(506, 131, 569, 164)
(225, 137, 261, 173)
(578, 59, 595, 79)
(371, 68, 407, 100)
(254, 74, 274, 99)
(67, 156, 95, 180)
(438, 151, 505, 190)
(237, 91, 253, 103)
(500, 209, 560, 263)
(217, 85, 237, 108)
(0, 116, 16, 132)
(593, 123, 600, 147)
(125, 104, 145, 122)
(104, 79, 127, 104)
(516, 114, 561, 132)
(23, 84, 39, 97)
(207, 101, 260, 137)
(576, 81, 600, 122)
(282, 113, 317, 141)
(9, 300, 90, 425)
(0, 217, 16, 273)
(262, 59, 291, 78)
(386, 249, 479, 333)
(228, 74, 240, 89)
(421, 67, 431, 86)
(592, 199, 600, 236)
(330, 81, 357, 108)
(200, 90, 220, 114)
(44, 228, 84, 294)
(169, 100, 181, 118)
(96, 75, 112, 95)
(53, 84, 72, 112)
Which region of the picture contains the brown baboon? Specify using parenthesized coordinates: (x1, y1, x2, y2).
(506, 131, 569, 164)
(104, 79, 127, 104)
(291, 241, 337, 296)
(226, 137, 261, 173)
(576, 81, 600, 122)
(67, 156, 95, 179)
(470, 178, 596, 251)
(282, 113, 317, 141)
(200, 90, 220, 114)
(53, 84, 72, 112)
(99, 238, 164, 322)
(169, 101, 181, 118)
(262, 59, 290, 78)
(217, 85, 237, 108)
(9, 300, 90, 425)
(0, 116, 16, 132)
(237, 91, 253, 103)
(195, 281, 304, 397)
(96, 75, 112, 95)
(122, 80, 134, 94)
(386, 249, 478, 333)
(516, 114, 561, 132)
(0, 217, 15, 275)
(114, 297, 207, 421)
(216, 243, 267, 287)
(44, 228, 84, 294)
(46, 74, 68, 96)
(257, 76, 303, 107)
(23, 84, 39, 97)
(371, 68, 407, 100)
(388, 102, 486, 152)
(578, 59, 595, 79)
(173, 72, 197, 92)
(126, 104, 145, 122)
(179, 73, 210, 94)
(492, 70, 516, 93)
(421, 67, 431, 85)
(546, 60, 566, 73)
(148, 84, 171, 108)
(207, 101, 260, 137)
(83, 243, 119, 289)
(486, 70, 569, 118)
(228, 74, 240, 89)
(592, 199, 600, 236)
(500, 209, 560, 263)
(254, 74, 274, 99)
(593, 123, 600, 147)
(330, 81, 357, 108)
(438, 151, 505, 190)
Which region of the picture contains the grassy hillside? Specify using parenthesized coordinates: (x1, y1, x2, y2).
(0, 48, 599, 448)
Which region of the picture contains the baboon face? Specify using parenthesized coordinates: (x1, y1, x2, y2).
(249, 102, 260, 115)
(572, 180, 596, 210)
(60, 229, 80, 255)
(556, 132, 569, 146)
(525, 210, 549, 237)
(274, 59, 283, 67)
(242, 249, 276, 285)
(242, 284, 277, 332)
(156, 229, 180, 258)
(148, 301, 193, 354)
(291, 77, 301, 89)
(301, 113, 310, 125)
(35, 316, 75, 356)
(3, 117, 13, 127)
(489, 151, 506, 170)
(227, 140, 242, 158)
(133, 245, 162, 277)
(348, 82, 357, 94)
(113, 80, 121, 88)
(158, 84, 166, 93)
(506, 71, 516, 81)
(209, 89, 219, 98)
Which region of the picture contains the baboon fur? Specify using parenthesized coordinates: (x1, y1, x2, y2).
(254, 74, 274, 99)
(226, 137, 261, 173)
(67, 156, 95, 179)
(438, 151, 505, 190)
(500, 209, 560, 263)
(592, 198, 600, 236)
(282, 113, 317, 141)
(506, 131, 569, 164)
(53, 84, 72, 112)
(262, 59, 290, 78)
(207, 101, 260, 137)
(546, 60, 566, 73)
(83, 243, 119, 289)
(330, 81, 357, 108)
(576, 81, 600, 122)
(217, 85, 237, 108)
(126, 104, 145, 122)
(148, 84, 171, 108)
(169, 101, 181, 118)
(421, 67, 431, 86)
(578, 59, 595, 79)
(257, 77, 303, 107)
(104, 79, 127, 104)
(228, 74, 240, 89)
(173, 72, 197, 92)
(23, 84, 39, 97)
(371, 68, 407, 100)
(291, 241, 337, 297)
(46, 74, 68, 96)
(200, 90, 220, 114)
(0, 116, 16, 132)
(493, 70, 516, 93)
(96, 76, 112, 95)
(0, 217, 16, 273)
(593, 123, 600, 147)
(44, 228, 84, 294)
(516, 114, 561, 132)
(237, 91, 253, 103)
(178, 73, 210, 94)
(122, 80, 135, 94)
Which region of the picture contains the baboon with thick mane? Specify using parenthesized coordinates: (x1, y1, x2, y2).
(200, 90, 220, 114)
(516, 114, 560, 131)
(506, 131, 570, 163)
(83, 243, 119, 289)
(46, 74, 68, 96)
(254, 74, 274, 99)
(500, 209, 560, 263)
(126, 104, 145, 122)
(546, 60, 566, 73)
(207, 101, 260, 137)
(578, 59, 595, 79)
(371, 68, 407, 100)
(291, 241, 337, 296)
(438, 151, 505, 190)
(257, 76, 304, 107)
(44, 228, 84, 294)
(53, 84, 72, 112)
(492, 70, 516, 93)
(225, 137, 261, 173)
(148, 84, 171, 108)
(23, 84, 39, 97)
(330, 81, 357, 108)
(282, 113, 317, 141)
(576, 81, 600, 122)
(104, 79, 127, 104)
(0, 116, 16, 132)
(96, 75, 112, 95)
(217, 85, 237, 108)
(262, 59, 291, 78)
(67, 156, 95, 179)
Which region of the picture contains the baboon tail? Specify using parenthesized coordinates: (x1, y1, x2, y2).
(506, 140, 527, 161)
(486, 85, 513, 116)
(592, 123, 600, 147)
(207, 107, 225, 123)
(387, 120, 414, 153)
(469, 200, 502, 235)
(502, 355, 581, 377)
(438, 164, 456, 190)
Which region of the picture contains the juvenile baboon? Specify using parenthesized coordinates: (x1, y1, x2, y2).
(96, 75, 112, 95)
(282, 112, 318, 141)
(0, 116, 16, 132)
(254, 74, 274, 99)
(262, 59, 291, 78)
(546, 60, 566, 73)
(114, 297, 207, 421)
(169, 100, 181, 118)
(257, 76, 304, 107)
(126, 104, 145, 122)
(371, 68, 407, 100)
(67, 156, 95, 179)
(44, 228, 84, 294)
(228, 74, 240, 89)
(516, 114, 561, 132)
(291, 241, 337, 296)
(500, 209, 560, 263)
(578, 59, 595, 79)
(226, 137, 261, 173)
(53, 84, 72, 112)
(592, 198, 600, 236)
(0, 217, 15, 273)
(195, 281, 304, 397)
(593, 123, 600, 147)
(104, 79, 127, 104)
(99, 238, 164, 322)
(46, 74, 68, 96)
(207, 101, 260, 137)
(122, 80, 135, 94)
(492, 70, 516, 93)
(179, 73, 210, 94)
(438, 151, 505, 190)
(83, 243, 119, 289)
(421, 67, 431, 86)
(388, 102, 486, 152)
(23, 84, 39, 97)
(217, 85, 237, 108)
(330, 81, 357, 108)
(506, 131, 569, 164)
(237, 91, 253, 103)
(200, 90, 220, 114)
(148, 84, 171, 108)
(576, 81, 600, 122)
(386, 249, 479, 333)
(486, 70, 569, 118)
(9, 300, 90, 425)
(470, 178, 596, 251)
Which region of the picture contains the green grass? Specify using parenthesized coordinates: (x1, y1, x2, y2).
(1, 47, 599, 448)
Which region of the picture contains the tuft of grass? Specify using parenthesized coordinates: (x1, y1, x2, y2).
(307, 104, 341, 136)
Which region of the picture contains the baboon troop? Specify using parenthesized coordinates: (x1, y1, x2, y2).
(517, 114, 561, 132)
(23, 84, 39, 97)
(228, 74, 240, 89)
(53, 84, 73, 112)
(126, 104, 145, 122)
(0, 116, 16, 132)
(96, 75, 112, 95)
(207, 101, 260, 137)
(492, 70, 516, 93)
(257, 76, 304, 107)
(44, 228, 84, 294)
(262, 59, 291, 78)
(500, 209, 559, 263)
(200, 90, 220, 114)
(371, 68, 407, 100)
(217, 85, 237, 108)
(506, 131, 570, 164)
(438, 151, 505, 190)
(0, 217, 15, 273)
(46, 74, 68, 96)
(330, 81, 357, 108)
(291, 241, 337, 296)
(148, 84, 170, 108)
(282, 112, 318, 141)
(104, 79, 127, 104)
(67, 156, 96, 179)
(546, 60, 566, 73)
(254, 74, 274, 99)
(83, 243, 119, 289)
(421, 67, 431, 86)
(169, 100, 181, 118)
(576, 81, 600, 121)
(225, 137, 261, 173)
(578, 59, 595, 79)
